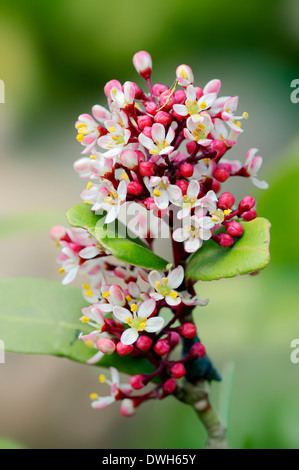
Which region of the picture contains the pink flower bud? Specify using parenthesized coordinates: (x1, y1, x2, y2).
(238, 196, 256, 213)
(194, 87, 203, 99)
(176, 64, 194, 87)
(176, 180, 189, 195)
(170, 363, 186, 379)
(213, 167, 230, 182)
(180, 163, 194, 178)
(154, 110, 172, 126)
(136, 335, 153, 352)
(174, 90, 186, 104)
(139, 161, 155, 177)
(50, 225, 66, 242)
(242, 209, 257, 221)
(137, 115, 152, 130)
(120, 149, 139, 170)
(116, 342, 134, 356)
(190, 342, 206, 359)
(213, 233, 235, 247)
(218, 192, 235, 210)
(120, 398, 135, 417)
(153, 83, 169, 96)
(143, 197, 156, 210)
(109, 284, 126, 306)
(169, 331, 181, 348)
(127, 181, 143, 197)
(159, 90, 176, 111)
(130, 374, 145, 390)
(226, 221, 244, 237)
(211, 139, 227, 158)
(212, 179, 221, 194)
(179, 323, 197, 339)
(104, 79, 121, 98)
(142, 126, 152, 138)
(133, 51, 152, 79)
(163, 378, 177, 394)
(96, 338, 115, 355)
(145, 102, 158, 115)
(73, 158, 90, 176)
(154, 340, 170, 356)
(186, 141, 197, 154)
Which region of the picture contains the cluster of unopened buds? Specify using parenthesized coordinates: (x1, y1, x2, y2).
(51, 51, 268, 416)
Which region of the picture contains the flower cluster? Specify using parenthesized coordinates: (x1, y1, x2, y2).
(52, 51, 267, 415)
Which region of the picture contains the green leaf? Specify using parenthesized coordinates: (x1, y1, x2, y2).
(0, 277, 154, 376)
(66, 203, 169, 270)
(186, 217, 271, 281)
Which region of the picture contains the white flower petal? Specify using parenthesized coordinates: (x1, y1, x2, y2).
(92, 396, 115, 409)
(168, 265, 184, 289)
(113, 306, 132, 324)
(144, 316, 165, 333)
(148, 270, 161, 288)
(138, 299, 156, 319)
(121, 328, 139, 345)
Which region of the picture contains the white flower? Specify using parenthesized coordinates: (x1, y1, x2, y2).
(245, 148, 268, 189)
(148, 176, 182, 210)
(173, 215, 214, 253)
(221, 96, 248, 134)
(81, 179, 127, 223)
(194, 190, 218, 216)
(80, 302, 113, 329)
(110, 82, 135, 109)
(174, 180, 201, 219)
(184, 113, 213, 147)
(176, 64, 194, 87)
(173, 85, 216, 122)
(148, 266, 184, 306)
(211, 118, 239, 146)
(91, 367, 132, 410)
(192, 158, 214, 181)
(98, 120, 131, 158)
(138, 123, 175, 156)
(75, 106, 111, 154)
(113, 299, 164, 345)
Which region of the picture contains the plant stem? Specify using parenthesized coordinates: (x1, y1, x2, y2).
(175, 380, 228, 449)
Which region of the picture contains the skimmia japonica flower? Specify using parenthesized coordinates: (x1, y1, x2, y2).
(51, 50, 269, 425)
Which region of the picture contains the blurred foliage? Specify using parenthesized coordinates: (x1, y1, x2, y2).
(0, 438, 25, 449)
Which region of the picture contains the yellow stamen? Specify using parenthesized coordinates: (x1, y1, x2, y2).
(149, 149, 159, 155)
(161, 277, 168, 286)
(126, 295, 132, 302)
(170, 291, 178, 299)
(200, 101, 207, 109)
(108, 126, 116, 133)
(155, 281, 160, 290)
(84, 200, 92, 204)
(76, 133, 84, 142)
(102, 291, 110, 298)
(153, 189, 162, 197)
(180, 68, 188, 79)
(183, 195, 189, 201)
(83, 283, 90, 290)
(166, 263, 173, 270)
(90, 154, 96, 160)
(90, 393, 99, 401)
(139, 322, 147, 330)
(236, 121, 242, 128)
(81, 316, 90, 324)
(59, 267, 65, 274)
(85, 340, 94, 348)
(85, 289, 94, 297)
(86, 182, 93, 190)
(242, 112, 249, 119)
(121, 172, 129, 180)
(99, 374, 106, 384)
(204, 158, 210, 164)
(211, 216, 218, 222)
(131, 303, 138, 313)
(125, 316, 132, 325)
(224, 209, 232, 216)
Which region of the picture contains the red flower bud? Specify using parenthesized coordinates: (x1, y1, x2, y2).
(154, 110, 172, 126)
(179, 323, 197, 339)
(163, 378, 177, 394)
(238, 196, 255, 213)
(130, 374, 145, 390)
(116, 342, 134, 356)
(159, 90, 176, 111)
(136, 335, 153, 352)
(194, 87, 203, 99)
(142, 126, 152, 138)
(174, 90, 186, 104)
(170, 363, 186, 379)
(211, 139, 227, 158)
(154, 339, 170, 356)
(213, 233, 235, 247)
(180, 163, 194, 178)
(153, 83, 169, 96)
(145, 102, 158, 115)
(226, 221, 244, 237)
(213, 167, 230, 182)
(176, 180, 189, 195)
(139, 161, 156, 176)
(137, 115, 152, 130)
(190, 342, 206, 359)
(242, 209, 257, 221)
(211, 179, 221, 194)
(127, 181, 143, 196)
(130, 82, 143, 99)
(186, 141, 197, 154)
(96, 338, 116, 355)
(218, 192, 235, 210)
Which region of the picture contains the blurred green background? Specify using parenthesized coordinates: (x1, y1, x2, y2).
(0, 0, 298, 449)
